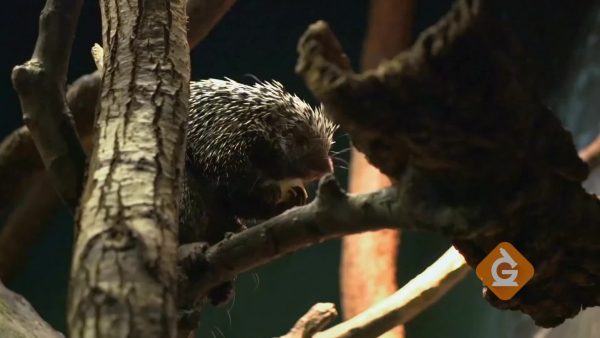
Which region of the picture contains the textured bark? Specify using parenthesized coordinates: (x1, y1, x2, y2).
(296, 0, 598, 327)
(0, 280, 63, 338)
(68, 0, 190, 336)
(0, 72, 100, 282)
(11, 0, 87, 211)
(341, 2, 414, 336)
(0, 0, 234, 285)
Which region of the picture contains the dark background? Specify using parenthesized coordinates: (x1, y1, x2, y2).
(2, 1, 599, 337)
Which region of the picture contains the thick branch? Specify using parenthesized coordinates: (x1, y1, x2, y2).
(68, 0, 190, 336)
(177, 176, 418, 311)
(317, 247, 468, 338)
(186, 0, 236, 48)
(11, 0, 86, 211)
(0, 72, 100, 282)
(295, 0, 599, 328)
(0, 280, 63, 338)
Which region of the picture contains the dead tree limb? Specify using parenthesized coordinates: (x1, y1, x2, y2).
(0, 72, 100, 282)
(11, 0, 87, 211)
(67, 0, 190, 336)
(178, 177, 412, 314)
(316, 247, 468, 338)
(281, 303, 338, 338)
(295, 0, 599, 328)
(0, 280, 63, 338)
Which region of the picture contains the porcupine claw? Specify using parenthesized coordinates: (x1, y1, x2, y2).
(278, 178, 308, 206)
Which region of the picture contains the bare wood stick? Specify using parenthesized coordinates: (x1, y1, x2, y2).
(0, 280, 64, 337)
(281, 303, 338, 338)
(11, 0, 86, 211)
(316, 247, 468, 338)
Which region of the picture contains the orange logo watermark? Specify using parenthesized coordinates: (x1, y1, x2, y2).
(476, 242, 534, 300)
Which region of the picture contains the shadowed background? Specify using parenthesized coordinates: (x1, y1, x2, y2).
(1, 1, 598, 337)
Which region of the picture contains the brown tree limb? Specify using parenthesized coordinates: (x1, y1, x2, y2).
(317, 247, 468, 338)
(341, 2, 414, 337)
(67, 0, 190, 336)
(0, 280, 64, 338)
(281, 303, 338, 338)
(177, 176, 417, 315)
(0, 72, 100, 283)
(187, 0, 236, 48)
(295, 0, 599, 327)
(11, 0, 86, 211)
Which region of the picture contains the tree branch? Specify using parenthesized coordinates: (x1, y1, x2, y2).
(177, 176, 415, 313)
(0, 280, 63, 338)
(11, 0, 86, 211)
(295, 0, 599, 328)
(187, 0, 236, 48)
(316, 247, 468, 338)
(68, 0, 190, 336)
(281, 303, 338, 338)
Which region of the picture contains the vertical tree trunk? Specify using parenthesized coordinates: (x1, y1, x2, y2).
(68, 0, 190, 337)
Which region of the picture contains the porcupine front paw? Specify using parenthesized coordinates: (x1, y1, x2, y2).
(277, 178, 308, 208)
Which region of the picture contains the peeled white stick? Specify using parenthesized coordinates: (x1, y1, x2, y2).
(316, 247, 469, 338)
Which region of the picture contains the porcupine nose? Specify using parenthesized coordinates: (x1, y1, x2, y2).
(306, 157, 334, 181)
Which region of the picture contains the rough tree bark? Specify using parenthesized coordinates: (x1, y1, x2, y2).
(0, 0, 235, 284)
(341, 2, 414, 337)
(67, 0, 190, 337)
(0, 280, 63, 338)
(296, 0, 599, 327)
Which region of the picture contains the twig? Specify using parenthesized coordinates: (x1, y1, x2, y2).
(281, 303, 338, 338)
(11, 0, 86, 211)
(0, 280, 64, 337)
(316, 247, 468, 338)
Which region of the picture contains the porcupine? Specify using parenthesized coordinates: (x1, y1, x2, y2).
(180, 78, 337, 305)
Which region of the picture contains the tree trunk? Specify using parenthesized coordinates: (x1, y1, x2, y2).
(68, 0, 190, 337)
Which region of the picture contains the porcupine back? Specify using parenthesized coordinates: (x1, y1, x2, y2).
(180, 78, 336, 244)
